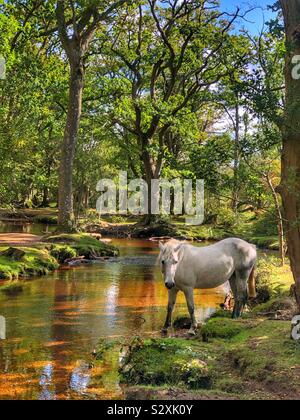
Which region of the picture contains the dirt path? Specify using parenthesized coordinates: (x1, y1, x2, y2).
(0, 233, 42, 246)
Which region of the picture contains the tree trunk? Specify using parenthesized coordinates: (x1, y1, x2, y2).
(58, 61, 84, 231)
(141, 150, 162, 226)
(267, 175, 285, 266)
(280, 0, 300, 310)
(41, 187, 49, 208)
(232, 102, 240, 213)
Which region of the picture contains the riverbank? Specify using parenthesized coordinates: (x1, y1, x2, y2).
(83, 211, 281, 251)
(0, 233, 119, 292)
(120, 318, 300, 400)
(0, 208, 281, 251)
(108, 306, 300, 400)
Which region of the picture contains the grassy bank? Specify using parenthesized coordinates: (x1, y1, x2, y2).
(117, 315, 300, 400)
(0, 246, 59, 281)
(44, 233, 119, 259)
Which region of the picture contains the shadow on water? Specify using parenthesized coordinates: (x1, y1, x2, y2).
(0, 238, 225, 400)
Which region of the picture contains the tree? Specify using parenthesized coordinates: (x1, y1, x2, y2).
(54, 0, 128, 231)
(96, 0, 249, 224)
(279, 0, 300, 309)
(0, 1, 66, 208)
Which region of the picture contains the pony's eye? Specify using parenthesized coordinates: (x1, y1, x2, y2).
(161, 260, 165, 265)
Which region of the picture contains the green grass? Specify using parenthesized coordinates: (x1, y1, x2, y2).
(201, 318, 257, 340)
(256, 255, 293, 297)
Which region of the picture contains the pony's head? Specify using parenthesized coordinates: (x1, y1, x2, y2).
(158, 240, 184, 290)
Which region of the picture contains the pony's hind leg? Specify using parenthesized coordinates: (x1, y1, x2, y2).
(231, 268, 251, 319)
(183, 287, 197, 335)
(162, 288, 178, 333)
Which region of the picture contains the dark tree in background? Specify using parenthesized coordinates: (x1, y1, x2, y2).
(55, 0, 127, 231)
(280, 0, 300, 310)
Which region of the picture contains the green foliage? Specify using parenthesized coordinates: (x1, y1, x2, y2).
(256, 256, 292, 299)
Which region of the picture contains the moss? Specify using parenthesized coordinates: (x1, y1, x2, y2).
(201, 318, 255, 340)
(120, 338, 214, 389)
(50, 244, 77, 263)
(225, 321, 300, 389)
(0, 246, 59, 280)
(210, 310, 233, 319)
(45, 233, 119, 259)
(251, 297, 297, 315)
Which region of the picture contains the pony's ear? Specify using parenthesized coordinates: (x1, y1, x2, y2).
(159, 242, 165, 251)
(174, 243, 184, 253)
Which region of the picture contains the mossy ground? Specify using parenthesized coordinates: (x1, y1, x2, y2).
(45, 233, 119, 259)
(119, 317, 300, 400)
(0, 246, 59, 281)
(120, 338, 214, 389)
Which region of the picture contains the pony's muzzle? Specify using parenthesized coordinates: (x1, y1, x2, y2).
(165, 281, 175, 290)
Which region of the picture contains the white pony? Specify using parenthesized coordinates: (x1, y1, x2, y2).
(158, 238, 257, 335)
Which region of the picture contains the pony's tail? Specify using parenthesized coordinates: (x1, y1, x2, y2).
(248, 266, 257, 299)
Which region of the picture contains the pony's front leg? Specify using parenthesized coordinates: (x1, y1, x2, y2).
(184, 287, 197, 335)
(162, 288, 178, 334)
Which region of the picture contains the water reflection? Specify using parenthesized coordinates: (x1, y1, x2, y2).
(0, 239, 225, 400)
(0, 221, 56, 235)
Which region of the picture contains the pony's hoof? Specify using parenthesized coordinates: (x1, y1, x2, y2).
(161, 328, 168, 335)
(188, 328, 197, 336)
